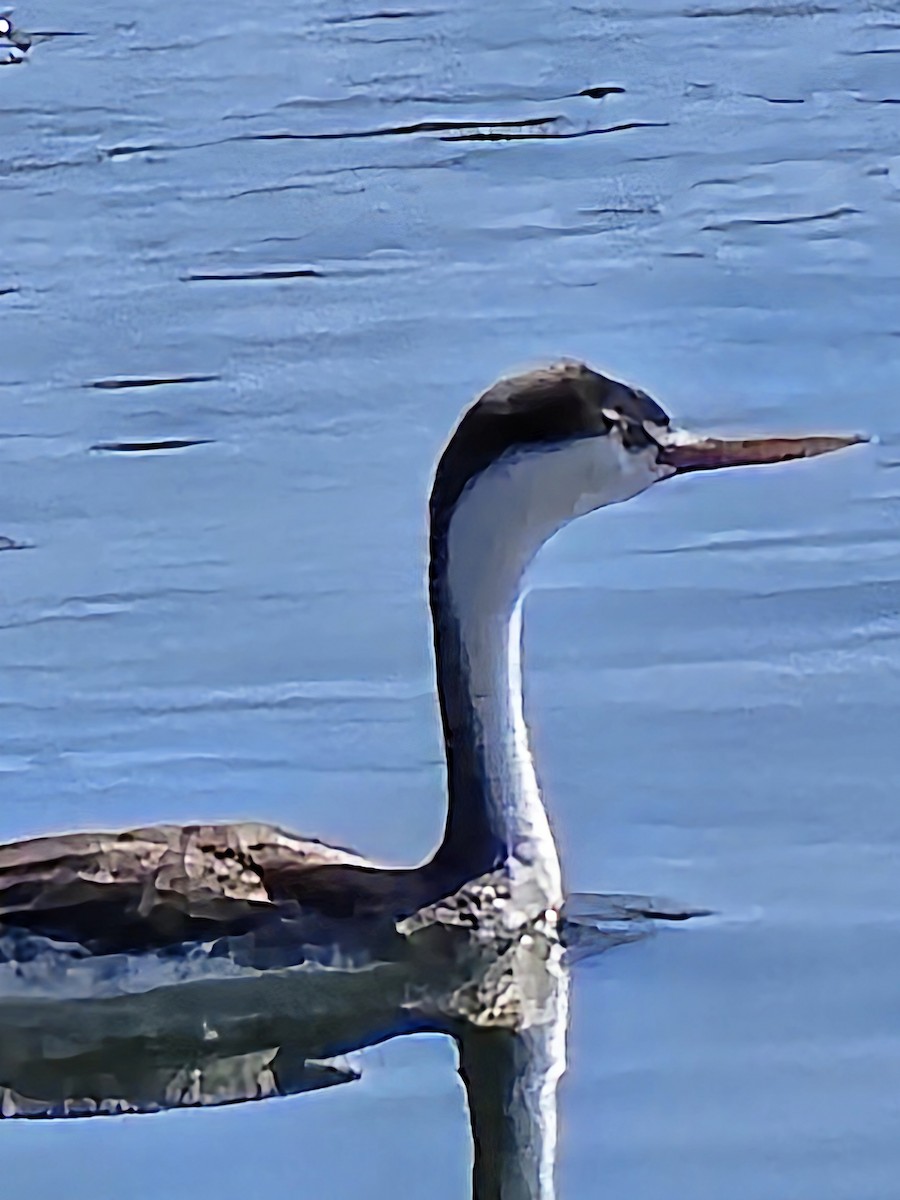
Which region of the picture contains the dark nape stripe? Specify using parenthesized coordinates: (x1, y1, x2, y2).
(427, 560, 507, 887)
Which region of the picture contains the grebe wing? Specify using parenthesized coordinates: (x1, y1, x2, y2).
(0, 821, 410, 953)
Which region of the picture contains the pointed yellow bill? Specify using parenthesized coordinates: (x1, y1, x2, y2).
(658, 432, 867, 474)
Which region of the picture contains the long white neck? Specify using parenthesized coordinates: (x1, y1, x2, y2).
(429, 458, 577, 910)
(444, 544, 561, 907)
(428, 435, 664, 905)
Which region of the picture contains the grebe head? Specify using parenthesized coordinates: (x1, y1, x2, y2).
(430, 360, 864, 581)
(432, 361, 672, 540)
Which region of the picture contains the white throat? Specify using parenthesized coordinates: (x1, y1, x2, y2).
(442, 434, 665, 908)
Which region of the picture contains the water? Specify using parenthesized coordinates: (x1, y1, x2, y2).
(1, 0, 898, 1195)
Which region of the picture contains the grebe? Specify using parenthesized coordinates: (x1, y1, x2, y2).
(0, 360, 861, 991)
